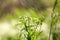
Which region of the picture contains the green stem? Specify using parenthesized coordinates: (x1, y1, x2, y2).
(49, 0, 58, 40)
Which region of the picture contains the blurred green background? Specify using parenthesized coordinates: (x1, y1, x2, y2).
(0, 0, 60, 40)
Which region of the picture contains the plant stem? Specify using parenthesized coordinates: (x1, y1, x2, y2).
(49, 0, 58, 40)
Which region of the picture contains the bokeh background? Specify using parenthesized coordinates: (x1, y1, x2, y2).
(0, 0, 60, 40)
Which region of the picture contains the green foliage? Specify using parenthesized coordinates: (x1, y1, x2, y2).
(15, 16, 45, 40)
